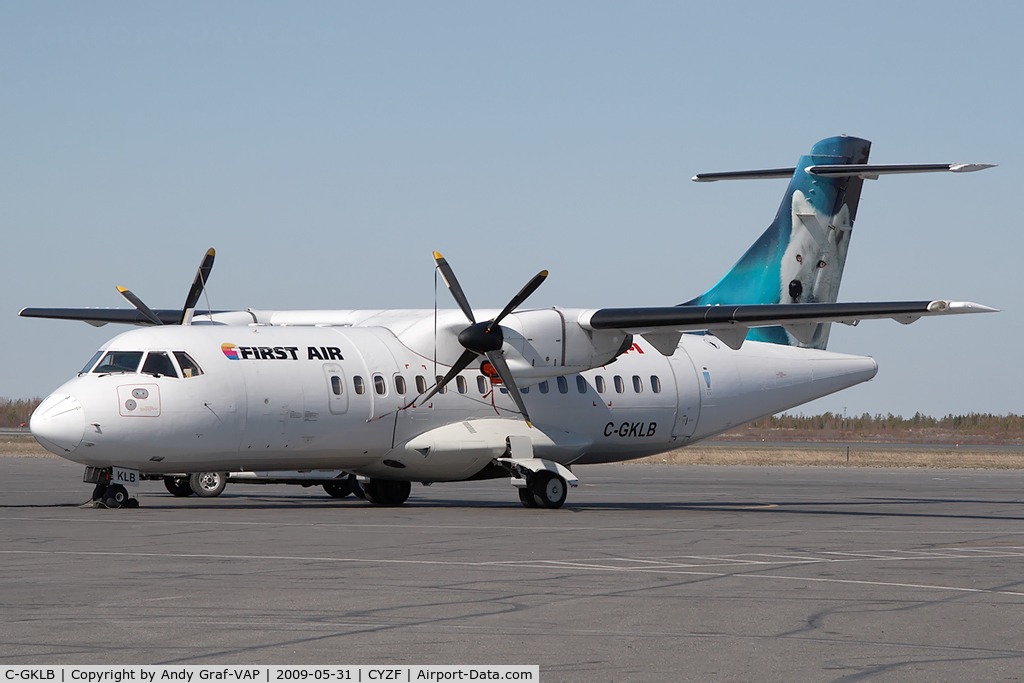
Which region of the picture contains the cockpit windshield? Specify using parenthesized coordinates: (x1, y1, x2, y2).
(173, 352, 203, 378)
(80, 350, 104, 374)
(92, 351, 144, 374)
(142, 351, 179, 378)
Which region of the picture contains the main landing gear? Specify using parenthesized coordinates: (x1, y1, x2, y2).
(516, 470, 569, 509)
(84, 467, 140, 509)
(362, 478, 412, 506)
(326, 475, 407, 506)
(190, 471, 228, 497)
(164, 476, 193, 497)
(496, 436, 577, 509)
(323, 473, 359, 498)
(162, 472, 229, 497)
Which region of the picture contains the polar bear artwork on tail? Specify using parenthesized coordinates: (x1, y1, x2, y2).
(778, 190, 854, 347)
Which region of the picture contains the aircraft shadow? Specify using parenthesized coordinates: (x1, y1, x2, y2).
(57, 492, 1024, 522)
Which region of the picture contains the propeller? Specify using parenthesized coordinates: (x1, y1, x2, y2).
(115, 248, 216, 326)
(181, 248, 216, 325)
(421, 251, 547, 427)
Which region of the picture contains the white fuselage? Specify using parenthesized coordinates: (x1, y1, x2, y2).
(31, 308, 877, 480)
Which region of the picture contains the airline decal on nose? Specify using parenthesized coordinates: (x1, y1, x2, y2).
(221, 343, 344, 361)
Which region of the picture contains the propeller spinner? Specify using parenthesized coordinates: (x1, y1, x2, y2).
(116, 248, 216, 326)
(421, 251, 547, 427)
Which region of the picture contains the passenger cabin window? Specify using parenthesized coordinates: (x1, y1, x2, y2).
(394, 375, 407, 395)
(142, 352, 179, 378)
(435, 376, 447, 394)
(331, 376, 343, 395)
(477, 376, 488, 394)
(456, 376, 468, 394)
(632, 375, 643, 393)
(353, 376, 365, 395)
(80, 350, 103, 374)
(577, 376, 588, 394)
(538, 381, 549, 394)
(614, 376, 624, 393)
(415, 375, 427, 394)
(373, 375, 386, 395)
(650, 375, 662, 393)
(557, 376, 568, 394)
(595, 376, 606, 394)
(521, 385, 529, 394)
(93, 351, 144, 374)
(173, 352, 204, 378)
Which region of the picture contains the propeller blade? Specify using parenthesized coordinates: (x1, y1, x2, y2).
(485, 350, 532, 428)
(116, 286, 164, 326)
(419, 349, 479, 406)
(489, 270, 548, 332)
(433, 251, 476, 324)
(182, 248, 216, 325)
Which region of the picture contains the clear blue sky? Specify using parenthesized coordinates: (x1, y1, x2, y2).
(2, 1, 1020, 418)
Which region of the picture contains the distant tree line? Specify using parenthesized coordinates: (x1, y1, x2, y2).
(0, 398, 42, 428)
(733, 411, 1024, 440)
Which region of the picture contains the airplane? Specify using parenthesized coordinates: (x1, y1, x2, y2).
(21, 135, 997, 510)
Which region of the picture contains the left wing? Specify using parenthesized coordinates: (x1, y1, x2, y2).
(580, 300, 997, 353)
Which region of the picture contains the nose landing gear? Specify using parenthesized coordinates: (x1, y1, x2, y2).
(84, 467, 141, 509)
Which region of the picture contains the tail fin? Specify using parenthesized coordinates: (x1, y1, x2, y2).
(683, 135, 872, 349)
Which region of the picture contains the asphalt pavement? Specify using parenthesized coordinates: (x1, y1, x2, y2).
(2, 457, 1023, 681)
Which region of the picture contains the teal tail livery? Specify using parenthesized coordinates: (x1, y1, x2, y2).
(684, 135, 872, 349)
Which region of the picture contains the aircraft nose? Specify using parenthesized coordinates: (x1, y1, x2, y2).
(30, 394, 86, 455)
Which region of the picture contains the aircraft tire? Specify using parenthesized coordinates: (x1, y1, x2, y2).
(364, 479, 411, 506)
(190, 472, 227, 497)
(164, 477, 194, 497)
(518, 487, 539, 508)
(323, 477, 353, 498)
(104, 484, 129, 509)
(531, 472, 567, 509)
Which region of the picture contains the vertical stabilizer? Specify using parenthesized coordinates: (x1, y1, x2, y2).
(683, 136, 872, 349)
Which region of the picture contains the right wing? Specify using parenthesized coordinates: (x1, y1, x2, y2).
(580, 300, 997, 352)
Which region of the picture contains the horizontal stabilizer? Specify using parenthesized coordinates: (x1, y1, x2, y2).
(692, 167, 796, 182)
(694, 163, 995, 182)
(581, 300, 997, 352)
(805, 163, 996, 179)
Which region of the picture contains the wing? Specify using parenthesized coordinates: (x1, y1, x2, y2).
(18, 308, 229, 327)
(581, 300, 997, 352)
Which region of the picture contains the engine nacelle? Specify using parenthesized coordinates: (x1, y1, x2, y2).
(392, 307, 633, 384)
(500, 308, 632, 379)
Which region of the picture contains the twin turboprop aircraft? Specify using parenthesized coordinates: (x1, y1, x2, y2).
(23, 136, 996, 509)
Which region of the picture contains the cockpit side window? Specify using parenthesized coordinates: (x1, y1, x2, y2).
(80, 350, 104, 374)
(173, 352, 204, 378)
(142, 351, 179, 378)
(93, 351, 144, 374)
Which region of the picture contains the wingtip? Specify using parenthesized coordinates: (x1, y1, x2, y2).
(950, 163, 997, 173)
(936, 300, 1000, 314)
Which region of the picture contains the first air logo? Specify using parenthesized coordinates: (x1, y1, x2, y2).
(221, 343, 343, 361)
